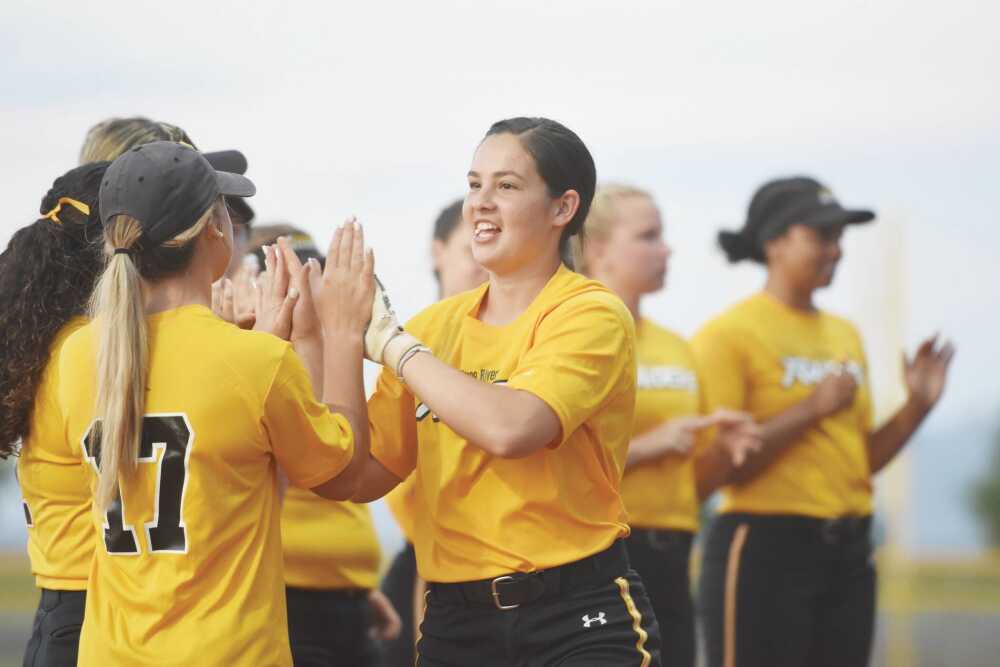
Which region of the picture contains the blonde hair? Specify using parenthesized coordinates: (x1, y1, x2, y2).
(89, 203, 216, 512)
(79, 117, 195, 165)
(572, 183, 653, 274)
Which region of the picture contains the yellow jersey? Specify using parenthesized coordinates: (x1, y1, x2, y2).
(17, 317, 92, 590)
(384, 474, 417, 543)
(619, 320, 703, 532)
(281, 489, 381, 590)
(58, 304, 355, 667)
(369, 265, 636, 583)
(691, 292, 874, 518)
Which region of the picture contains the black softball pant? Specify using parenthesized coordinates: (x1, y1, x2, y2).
(379, 542, 418, 667)
(23, 589, 85, 667)
(698, 513, 875, 667)
(417, 542, 661, 666)
(625, 528, 695, 667)
(286, 586, 379, 667)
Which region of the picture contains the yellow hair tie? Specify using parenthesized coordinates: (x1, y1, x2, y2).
(42, 197, 91, 225)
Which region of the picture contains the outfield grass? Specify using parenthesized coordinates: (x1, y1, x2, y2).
(879, 551, 1000, 613)
(0, 552, 38, 613)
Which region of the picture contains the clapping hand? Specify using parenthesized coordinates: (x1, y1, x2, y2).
(904, 334, 955, 411)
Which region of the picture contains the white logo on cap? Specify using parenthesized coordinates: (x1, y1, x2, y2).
(817, 188, 836, 205)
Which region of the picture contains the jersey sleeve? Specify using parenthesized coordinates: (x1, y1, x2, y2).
(262, 346, 355, 489)
(506, 294, 636, 447)
(690, 321, 748, 413)
(367, 367, 418, 480)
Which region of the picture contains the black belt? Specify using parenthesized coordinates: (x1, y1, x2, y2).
(817, 516, 870, 545)
(429, 540, 629, 611)
(721, 513, 871, 546)
(629, 527, 695, 551)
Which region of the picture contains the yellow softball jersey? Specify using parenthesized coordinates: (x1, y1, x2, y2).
(17, 317, 91, 590)
(691, 292, 874, 518)
(384, 474, 417, 543)
(619, 320, 704, 532)
(281, 489, 381, 590)
(57, 305, 355, 667)
(369, 265, 636, 583)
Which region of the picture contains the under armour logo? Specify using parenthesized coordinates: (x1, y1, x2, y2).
(582, 612, 607, 628)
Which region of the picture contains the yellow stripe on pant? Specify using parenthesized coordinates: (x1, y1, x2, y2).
(615, 576, 652, 667)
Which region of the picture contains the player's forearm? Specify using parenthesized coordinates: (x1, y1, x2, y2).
(401, 352, 559, 457)
(867, 396, 931, 474)
(351, 455, 404, 503)
(317, 335, 369, 497)
(624, 428, 684, 470)
(625, 431, 666, 470)
(694, 439, 737, 500)
(728, 399, 820, 484)
(292, 335, 324, 398)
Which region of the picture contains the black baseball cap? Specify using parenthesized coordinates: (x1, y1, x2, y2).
(99, 141, 255, 245)
(202, 149, 248, 175)
(203, 149, 255, 226)
(749, 177, 875, 241)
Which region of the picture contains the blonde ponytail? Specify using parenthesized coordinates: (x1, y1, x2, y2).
(89, 204, 219, 512)
(90, 216, 146, 513)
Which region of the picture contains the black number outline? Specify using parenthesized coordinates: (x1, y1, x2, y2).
(81, 413, 194, 556)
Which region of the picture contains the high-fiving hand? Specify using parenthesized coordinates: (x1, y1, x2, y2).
(252, 243, 300, 340)
(314, 217, 376, 340)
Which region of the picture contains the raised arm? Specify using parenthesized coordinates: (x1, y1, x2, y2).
(399, 353, 561, 458)
(309, 221, 376, 499)
(363, 287, 631, 460)
(867, 335, 954, 474)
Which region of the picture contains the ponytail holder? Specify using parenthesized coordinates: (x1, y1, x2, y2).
(113, 248, 134, 256)
(42, 197, 91, 225)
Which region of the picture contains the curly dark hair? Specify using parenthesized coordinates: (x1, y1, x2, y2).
(0, 162, 109, 458)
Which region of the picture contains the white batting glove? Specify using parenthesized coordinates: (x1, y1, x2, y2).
(365, 276, 428, 377)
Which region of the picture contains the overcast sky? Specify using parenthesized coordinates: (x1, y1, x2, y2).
(1, 0, 997, 550)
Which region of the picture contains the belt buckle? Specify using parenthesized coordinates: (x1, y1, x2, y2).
(490, 575, 519, 610)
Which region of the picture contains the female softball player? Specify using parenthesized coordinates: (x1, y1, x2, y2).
(353, 117, 662, 666)
(380, 198, 487, 666)
(56, 141, 374, 666)
(694, 176, 954, 667)
(0, 163, 108, 667)
(576, 184, 760, 667)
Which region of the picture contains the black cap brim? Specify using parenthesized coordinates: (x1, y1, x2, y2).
(227, 197, 255, 225)
(204, 150, 248, 175)
(217, 171, 255, 198)
(802, 206, 875, 229)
